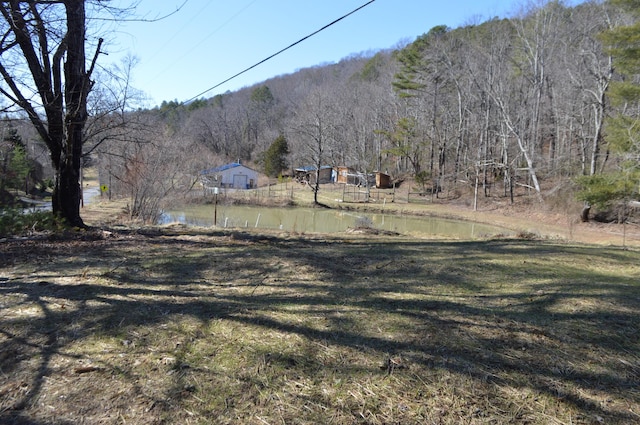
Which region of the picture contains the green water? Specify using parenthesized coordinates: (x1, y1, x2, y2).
(161, 205, 511, 239)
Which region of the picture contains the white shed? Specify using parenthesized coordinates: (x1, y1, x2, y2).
(200, 162, 258, 190)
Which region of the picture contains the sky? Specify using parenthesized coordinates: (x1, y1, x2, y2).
(101, 0, 569, 107)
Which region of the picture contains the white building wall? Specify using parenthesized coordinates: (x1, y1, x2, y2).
(220, 165, 258, 189)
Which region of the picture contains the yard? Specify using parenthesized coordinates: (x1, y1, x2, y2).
(1, 225, 638, 424)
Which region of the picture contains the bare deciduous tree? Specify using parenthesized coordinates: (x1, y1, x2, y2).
(0, 1, 109, 226)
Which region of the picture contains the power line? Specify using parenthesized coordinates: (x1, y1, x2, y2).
(183, 0, 376, 104)
(146, 0, 215, 64)
(147, 0, 259, 84)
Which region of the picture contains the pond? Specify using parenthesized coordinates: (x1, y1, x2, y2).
(160, 204, 512, 239)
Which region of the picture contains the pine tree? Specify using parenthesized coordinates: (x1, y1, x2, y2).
(9, 145, 31, 194)
(0, 127, 31, 197)
(602, 0, 640, 156)
(577, 0, 640, 219)
(263, 135, 289, 178)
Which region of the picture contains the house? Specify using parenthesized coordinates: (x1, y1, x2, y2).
(294, 166, 334, 184)
(200, 162, 258, 190)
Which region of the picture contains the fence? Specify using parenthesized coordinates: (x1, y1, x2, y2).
(200, 179, 295, 203)
(259, 181, 294, 199)
(341, 185, 396, 204)
(407, 191, 436, 204)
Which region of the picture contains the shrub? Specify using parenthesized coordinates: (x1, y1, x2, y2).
(0, 208, 65, 237)
(354, 216, 374, 229)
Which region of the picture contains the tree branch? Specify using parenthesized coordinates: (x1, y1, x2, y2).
(86, 37, 103, 83)
(93, 0, 189, 23)
(0, 62, 50, 147)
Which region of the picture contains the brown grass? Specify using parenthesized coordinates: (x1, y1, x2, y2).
(1, 225, 639, 424)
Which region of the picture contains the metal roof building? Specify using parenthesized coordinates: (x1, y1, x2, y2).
(200, 162, 258, 190)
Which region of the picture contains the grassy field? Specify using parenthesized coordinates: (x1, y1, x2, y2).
(1, 224, 639, 424)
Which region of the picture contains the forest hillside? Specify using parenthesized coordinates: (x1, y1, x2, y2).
(3, 0, 639, 227)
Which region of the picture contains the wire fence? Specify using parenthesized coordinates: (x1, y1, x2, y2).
(407, 191, 437, 204)
(201, 180, 401, 206)
(341, 185, 397, 204)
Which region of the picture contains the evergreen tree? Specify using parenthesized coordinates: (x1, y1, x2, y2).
(577, 0, 640, 218)
(3, 126, 24, 149)
(392, 25, 449, 97)
(603, 0, 640, 161)
(0, 126, 31, 197)
(263, 135, 289, 178)
(250, 85, 275, 105)
(9, 144, 31, 194)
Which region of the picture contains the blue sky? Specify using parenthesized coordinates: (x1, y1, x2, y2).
(102, 0, 573, 107)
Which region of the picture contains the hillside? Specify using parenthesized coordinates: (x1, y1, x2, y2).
(2, 1, 638, 230)
(75, 0, 639, 229)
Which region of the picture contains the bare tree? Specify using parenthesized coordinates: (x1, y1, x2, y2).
(98, 111, 199, 223)
(0, 1, 111, 226)
(292, 88, 340, 205)
(567, 2, 615, 176)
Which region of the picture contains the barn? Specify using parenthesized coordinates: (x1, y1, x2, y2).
(200, 162, 258, 190)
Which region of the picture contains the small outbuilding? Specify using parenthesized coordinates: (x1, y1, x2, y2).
(201, 162, 258, 190)
(335, 166, 379, 187)
(294, 165, 334, 184)
(375, 172, 392, 189)
(335, 166, 357, 185)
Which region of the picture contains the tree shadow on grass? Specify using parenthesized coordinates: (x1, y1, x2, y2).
(0, 229, 638, 423)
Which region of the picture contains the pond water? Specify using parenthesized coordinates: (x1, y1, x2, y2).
(20, 186, 100, 213)
(160, 204, 512, 239)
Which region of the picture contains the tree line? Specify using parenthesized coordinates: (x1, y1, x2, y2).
(1, 0, 639, 225)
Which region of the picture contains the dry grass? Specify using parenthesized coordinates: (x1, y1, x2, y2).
(0, 225, 639, 424)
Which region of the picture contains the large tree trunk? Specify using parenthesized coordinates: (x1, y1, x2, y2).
(53, 158, 83, 226)
(0, 1, 92, 227)
(53, 0, 88, 227)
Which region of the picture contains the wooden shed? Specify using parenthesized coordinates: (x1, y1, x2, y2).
(294, 166, 334, 184)
(336, 166, 357, 184)
(376, 172, 392, 189)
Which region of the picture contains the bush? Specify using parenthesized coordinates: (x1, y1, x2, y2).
(0, 208, 65, 237)
(354, 216, 374, 229)
(38, 178, 54, 192)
